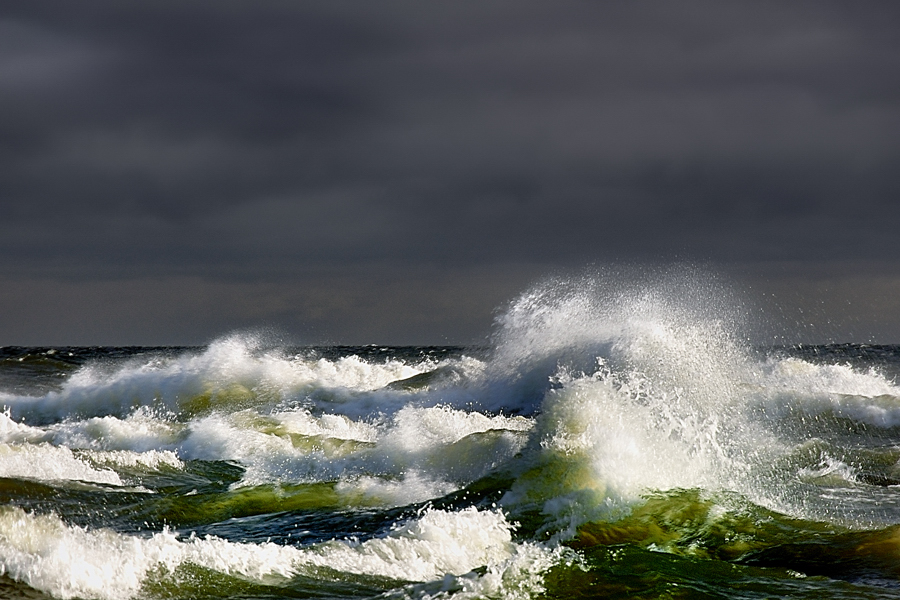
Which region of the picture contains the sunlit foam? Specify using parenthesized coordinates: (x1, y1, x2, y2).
(0, 443, 122, 486)
(6, 270, 900, 549)
(0, 334, 440, 425)
(393, 541, 567, 600)
(47, 409, 185, 453)
(0, 506, 296, 600)
(488, 271, 787, 536)
(177, 404, 530, 505)
(484, 272, 900, 533)
(753, 357, 900, 427)
(298, 507, 520, 581)
(0, 506, 552, 600)
(0, 409, 48, 444)
(83, 449, 184, 471)
(274, 409, 378, 443)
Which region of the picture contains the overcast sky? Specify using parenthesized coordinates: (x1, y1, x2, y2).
(2, 0, 900, 345)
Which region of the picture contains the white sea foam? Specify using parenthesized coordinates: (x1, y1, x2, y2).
(2, 395, 531, 506)
(395, 541, 566, 600)
(274, 409, 379, 443)
(486, 274, 770, 535)
(10, 272, 900, 600)
(0, 506, 550, 600)
(384, 405, 532, 454)
(336, 472, 459, 507)
(298, 507, 519, 581)
(176, 404, 530, 503)
(499, 365, 750, 538)
(0, 409, 48, 444)
(0, 443, 122, 486)
(289, 354, 425, 392)
(47, 409, 185, 452)
(6, 271, 899, 562)
(796, 454, 858, 486)
(83, 449, 184, 471)
(0, 506, 293, 600)
(485, 275, 900, 530)
(0, 410, 181, 484)
(0, 335, 443, 425)
(752, 356, 900, 427)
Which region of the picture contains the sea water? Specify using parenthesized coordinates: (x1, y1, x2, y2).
(2, 274, 900, 598)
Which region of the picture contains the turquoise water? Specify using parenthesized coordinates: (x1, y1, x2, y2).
(3, 279, 900, 598)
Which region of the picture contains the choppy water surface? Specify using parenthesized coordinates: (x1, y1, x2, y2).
(3, 277, 900, 599)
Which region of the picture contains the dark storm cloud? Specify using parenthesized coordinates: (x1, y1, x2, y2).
(2, 0, 900, 343)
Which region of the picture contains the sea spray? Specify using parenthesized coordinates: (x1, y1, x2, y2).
(3, 274, 900, 597)
(491, 272, 771, 538)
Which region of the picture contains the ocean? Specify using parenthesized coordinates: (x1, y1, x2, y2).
(3, 277, 900, 599)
